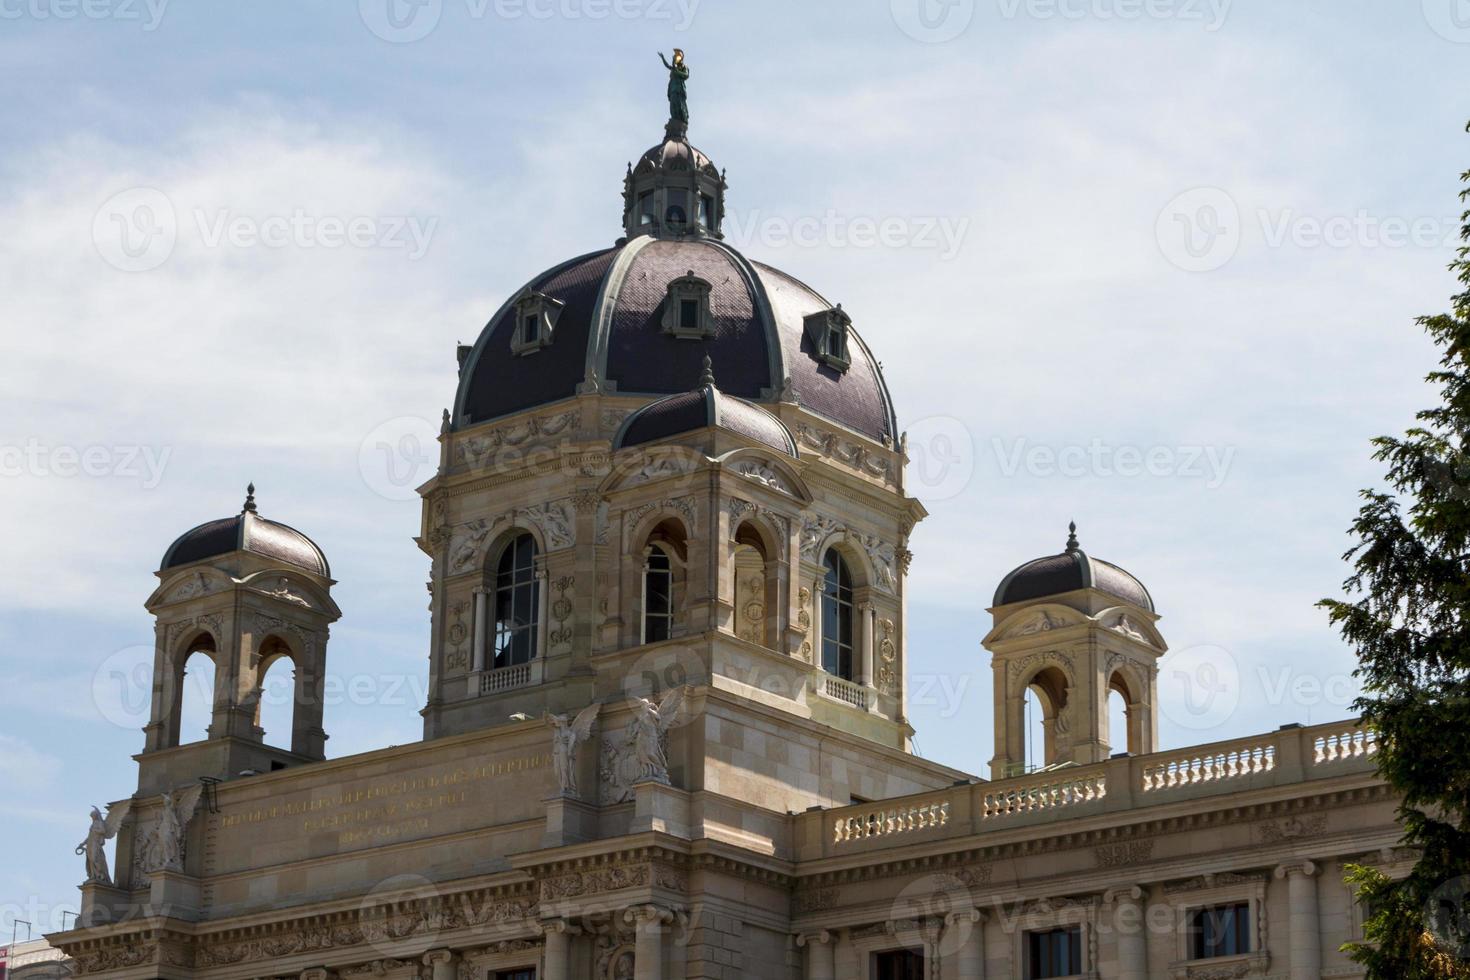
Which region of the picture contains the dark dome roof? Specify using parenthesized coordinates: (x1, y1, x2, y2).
(452, 237, 897, 443)
(993, 524, 1152, 611)
(636, 137, 717, 176)
(615, 365, 797, 457)
(160, 486, 329, 577)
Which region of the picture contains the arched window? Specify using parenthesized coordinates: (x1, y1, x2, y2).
(256, 638, 295, 749)
(643, 545, 673, 643)
(492, 533, 539, 669)
(820, 549, 854, 680)
(177, 636, 217, 746)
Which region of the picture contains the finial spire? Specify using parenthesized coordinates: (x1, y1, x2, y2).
(1065, 520, 1079, 553)
(699, 354, 716, 388)
(243, 483, 258, 514)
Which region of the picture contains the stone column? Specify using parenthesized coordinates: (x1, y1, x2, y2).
(796, 930, 834, 980)
(627, 904, 671, 980)
(471, 588, 488, 671)
(1106, 886, 1148, 980)
(540, 919, 579, 980)
(536, 563, 551, 662)
(859, 601, 875, 688)
(942, 909, 984, 980)
(1276, 861, 1320, 980)
(421, 949, 454, 980)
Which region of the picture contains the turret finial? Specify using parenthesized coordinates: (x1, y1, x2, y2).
(699, 354, 716, 388)
(1065, 520, 1079, 553)
(243, 483, 258, 514)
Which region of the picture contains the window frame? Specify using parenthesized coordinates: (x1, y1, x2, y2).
(872, 948, 925, 980)
(491, 533, 540, 669)
(1010, 899, 1097, 980)
(803, 305, 853, 372)
(510, 290, 564, 355)
(820, 549, 855, 681)
(642, 544, 675, 644)
(1165, 872, 1269, 977)
(662, 273, 715, 340)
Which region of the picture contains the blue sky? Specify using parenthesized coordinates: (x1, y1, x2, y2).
(2, 0, 1469, 938)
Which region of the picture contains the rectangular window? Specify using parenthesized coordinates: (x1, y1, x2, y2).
(873, 949, 924, 980)
(638, 191, 655, 226)
(522, 313, 540, 343)
(1027, 926, 1082, 978)
(1189, 903, 1251, 959)
(679, 298, 700, 331)
(494, 970, 535, 980)
(699, 193, 714, 228)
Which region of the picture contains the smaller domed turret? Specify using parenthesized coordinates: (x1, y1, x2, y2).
(992, 522, 1152, 611)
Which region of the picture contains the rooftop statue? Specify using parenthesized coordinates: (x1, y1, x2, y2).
(659, 48, 689, 138)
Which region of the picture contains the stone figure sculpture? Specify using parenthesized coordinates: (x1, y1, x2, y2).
(146, 784, 205, 873)
(630, 686, 686, 784)
(76, 802, 131, 885)
(546, 702, 601, 797)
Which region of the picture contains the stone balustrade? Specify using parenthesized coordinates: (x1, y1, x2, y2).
(799, 720, 1379, 860)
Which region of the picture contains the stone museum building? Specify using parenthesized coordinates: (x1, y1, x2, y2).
(57, 81, 1402, 980)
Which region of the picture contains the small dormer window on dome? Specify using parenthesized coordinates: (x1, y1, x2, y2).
(804, 304, 852, 372)
(510, 288, 564, 356)
(662, 272, 714, 340)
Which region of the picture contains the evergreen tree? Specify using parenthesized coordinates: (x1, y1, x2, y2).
(1321, 122, 1470, 980)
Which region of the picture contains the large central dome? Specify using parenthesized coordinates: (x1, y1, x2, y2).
(451, 126, 897, 443)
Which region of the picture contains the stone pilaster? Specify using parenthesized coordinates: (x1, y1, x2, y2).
(1105, 885, 1148, 980)
(796, 930, 835, 980)
(627, 904, 672, 980)
(1276, 860, 1321, 980)
(421, 948, 455, 980)
(941, 909, 984, 980)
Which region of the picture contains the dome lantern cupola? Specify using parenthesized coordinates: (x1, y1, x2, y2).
(622, 49, 726, 241)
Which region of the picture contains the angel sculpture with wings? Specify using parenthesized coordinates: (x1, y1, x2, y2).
(545, 702, 600, 797)
(77, 802, 131, 885)
(146, 784, 204, 874)
(631, 686, 686, 784)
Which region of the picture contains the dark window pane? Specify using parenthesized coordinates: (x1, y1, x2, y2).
(699, 194, 714, 228)
(522, 314, 539, 342)
(1028, 927, 1080, 979)
(874, 950, 923, 980)
(680, 298, 700, 330)
(820, 549, 855, 681)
